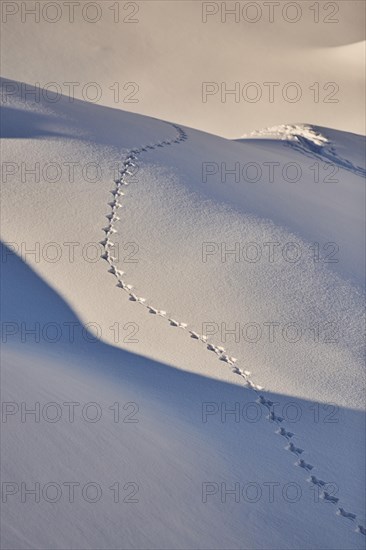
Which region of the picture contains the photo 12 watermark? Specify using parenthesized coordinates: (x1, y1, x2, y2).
(201, 160, 339, 184)
(201, 2, 340, 24)
(1, 2, 140, 24)
(201, 400, 340, 425)
(1, 400, 140, 423)
(200, 320, 340, 345)
(202, 82, 339, 104)
(1, 481, 140, 504)
(1, 81, 140, 104)
(201, 480, 340, 504)
(1, 241, 140, 265)
(201, 241, 339, 264)
(1, 320, 140, 344)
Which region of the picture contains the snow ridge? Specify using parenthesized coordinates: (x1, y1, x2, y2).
(241, 124, 329, 145)
(101, 123, 365, 536)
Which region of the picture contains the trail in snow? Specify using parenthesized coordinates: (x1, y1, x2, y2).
(101, 122, 365, 536)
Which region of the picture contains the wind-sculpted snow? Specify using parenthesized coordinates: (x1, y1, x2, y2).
(1, 81, 365, 549)
(240, 123, 366, 178)
(102, 121, 365, 538)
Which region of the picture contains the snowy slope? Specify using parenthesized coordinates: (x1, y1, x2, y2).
(240, 123, 366, 177)
(1, 79, 365, 549)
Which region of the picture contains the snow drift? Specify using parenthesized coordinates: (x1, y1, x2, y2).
(1, 78, 365, 549)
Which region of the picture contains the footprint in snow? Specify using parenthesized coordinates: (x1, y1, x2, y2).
(189, 331, 207, 341)
(219, 354, 236, 365)
(232, 366, 245, 376)
(337, 508, 356, 520)
(308, 475, 326, 487)
(100, 238, 113, 247)
(103, 253, 116, 263)
(296, 459, 313, 471)
(130, 294, 146, 303)
(286, 442, 303, 455)
(111, 189, 125, 197)
(148, 307, 166, 316)
(277, 427, 294, 439)
(106, 213, 120, 221)
(245, 380, 263, 391)
(267, 411, 284, 423)
(207, 344, 226, 354)
(121, 168, 133, 176)
(257, 395, 274, 408)
(322, 491, 339, 504)
(169, 319, 187, 328)
(117, 281, 133, 290)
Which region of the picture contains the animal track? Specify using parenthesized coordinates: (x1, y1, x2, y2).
(169, 319, 187, 329)
(257, 395, 274, 409)
(277, 427, 294, 440)
(286, 442, 303, 456)
(101, 121, 364, 535)
(322, 491, 339, 505)
(189, 331, 207, 342)
(267, 411, 284, 423)
(337, 508, 357, 521)
(296, 459, 314, 472)
(308, 475, 326, 487)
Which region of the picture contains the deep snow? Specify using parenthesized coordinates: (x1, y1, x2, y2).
(1, 79, 365, 549)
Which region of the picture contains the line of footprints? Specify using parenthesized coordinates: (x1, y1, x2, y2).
(101, 123, 365, 536)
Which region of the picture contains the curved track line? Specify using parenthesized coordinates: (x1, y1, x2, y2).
(101, 122, 365, 536)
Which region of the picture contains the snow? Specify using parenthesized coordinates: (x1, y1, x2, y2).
(1, 76, 365, 549)
(1, 2, 365, 137)
(241, 124, 330, 145)
(240, 123, 366, 175)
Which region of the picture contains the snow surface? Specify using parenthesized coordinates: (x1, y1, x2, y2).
(241, 124, 330, 145)
(240, 123, 366, 178)
(1, 79, 365, 549)
(1, 1, 365, 137)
